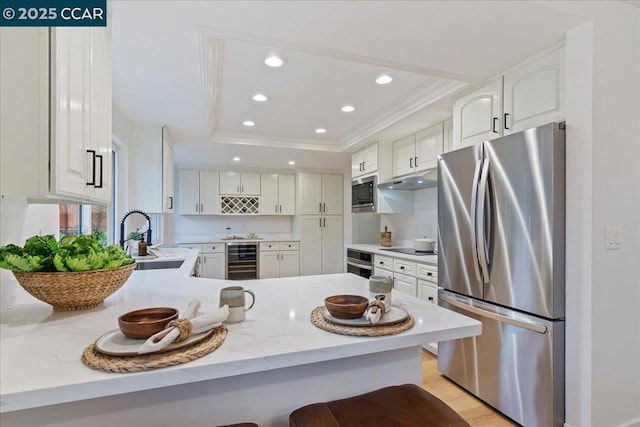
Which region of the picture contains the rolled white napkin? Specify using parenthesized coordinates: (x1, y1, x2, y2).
(365, 295, 388, 325)
(138, 301, 229, 354)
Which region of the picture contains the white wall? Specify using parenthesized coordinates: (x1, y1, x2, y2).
(560, 2, 640, 426)
(379, 187, 438, 247)
(0, 197, 59, 309)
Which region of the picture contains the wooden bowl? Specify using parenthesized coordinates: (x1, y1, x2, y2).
(324, 295, 369, 319)
(118, 307, 178, 339)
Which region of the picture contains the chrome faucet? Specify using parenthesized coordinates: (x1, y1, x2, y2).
(120, 209, 152, 248)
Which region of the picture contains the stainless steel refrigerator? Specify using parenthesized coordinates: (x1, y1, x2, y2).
(437, 122, 565, 427)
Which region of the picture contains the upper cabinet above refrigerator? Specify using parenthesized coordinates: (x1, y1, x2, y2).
(452, 45, 565, 151)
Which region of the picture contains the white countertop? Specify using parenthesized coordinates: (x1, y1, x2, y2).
(176, 233, 299, 244)
(346, 243, 438, 266)
(0, 266, 478, 413)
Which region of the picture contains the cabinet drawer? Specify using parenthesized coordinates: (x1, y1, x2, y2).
(418, 280, 438, 304)
(375, 255, 394, 270)
(374, 266, 393, 279)
(394, 259, 416, 276)
(279, 241, 299, 251)
(260, 242, 279, 251)
(202, 243, 225, 254)
(178, 243, 202, 252)
(417, 263, 438, 281)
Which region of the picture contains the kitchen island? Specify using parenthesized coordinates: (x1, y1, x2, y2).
(0, 260, 480, 426)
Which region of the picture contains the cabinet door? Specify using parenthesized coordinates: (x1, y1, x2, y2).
(240, 172, 261, 195)
(394, 272, 417, 297)
(351, 149, 364, 178)
(362, 142, 378, 174)
(418, 280, 438, 304)
(415, 123, 443, 172)
(392, 134, 416, 177)
(452, 77, 503, 150)
(278, 174, 296, 215)
(280, 251, 300, 278)
(179, 170, 199, 215)
(299, 173, 322, 215)
(260, 173, 279, 215)
(199, 171, 219, 215)
(162, 130, 174, 212)
(51, 27, 92, 200)
(321, 174, 343, 215)
(259, 251, 280, 279)
(503, 46, 565, 135)
(443, 118, 453, 153)
(201, 253, 225, 279)
(219, 171, 241, 195)
(321, 215, 344, 274)
(300, 216, 323, 275)
(374, 267, 393, 281)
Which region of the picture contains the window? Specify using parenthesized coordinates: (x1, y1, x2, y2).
(58, 204, 108, 246)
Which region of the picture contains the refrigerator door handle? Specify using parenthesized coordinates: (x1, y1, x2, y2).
(477, 158, 491, 283)
(470, 159, 483, 282)
(440, 294, 548, 334)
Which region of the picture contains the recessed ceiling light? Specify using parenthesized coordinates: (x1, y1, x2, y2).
(264, 55, 285, 67)
(341, 105, 355, 112)
(388, 186, 394, 189)
(252, 94, 268, 102)
(288, 161, 295, 165)
(376, 74, 393, 85)
(315, 128, 327, 134)
(233, 157, 240, 162)
(417, 180, 424, 184)
(243, 120, 255, 127)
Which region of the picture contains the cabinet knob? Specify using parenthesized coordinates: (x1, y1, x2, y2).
(428, 297, 434, 301)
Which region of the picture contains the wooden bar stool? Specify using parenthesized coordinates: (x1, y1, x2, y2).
(289, 384, 470, 427)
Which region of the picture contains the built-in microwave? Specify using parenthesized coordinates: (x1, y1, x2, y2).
(351, 176, 376, 213)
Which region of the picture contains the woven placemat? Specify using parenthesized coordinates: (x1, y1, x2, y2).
(310, 306, 414, 337)
(81, 325, 228, 373)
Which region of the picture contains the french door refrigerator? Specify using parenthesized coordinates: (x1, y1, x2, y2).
(437, 122, 565, 427)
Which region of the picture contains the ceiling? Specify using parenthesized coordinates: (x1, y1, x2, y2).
(110, 1, 587, 168)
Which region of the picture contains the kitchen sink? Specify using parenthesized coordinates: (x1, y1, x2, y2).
(135, 260, 184, 270)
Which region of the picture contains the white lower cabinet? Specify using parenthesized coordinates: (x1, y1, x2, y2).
(300, 216, 343, 276)
(374, 255, 438, 300)
(201, 244, 225, 279)
(259, 242, 300, 279)
(418, 280, 438, 304)
(394, 272, 417, 297)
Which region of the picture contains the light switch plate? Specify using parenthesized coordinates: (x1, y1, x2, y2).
(605, 225, 622, 250)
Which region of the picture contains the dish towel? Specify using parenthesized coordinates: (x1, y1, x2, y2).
(138, 300, 229, 354)
(365, 295, 389, 324)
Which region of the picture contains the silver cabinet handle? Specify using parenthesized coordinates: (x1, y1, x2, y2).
(237, 185, 240, 193)
(275, 204, 278, 213)
(195, 203, 199, 213)
(323, 217, 326, 227)
(440, 294, 548, 334)
(241, 185, 244, 193)
(279, 205, 282, 213)
(470, 159, 483, 282)
(323, 202, 326, 213)
(200, 203, 204, 212)
(319, 202, 322, 213)
(319, 218, 322, 228)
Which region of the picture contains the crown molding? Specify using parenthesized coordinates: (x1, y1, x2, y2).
(197, 30, 224, 139)
(196, 25, 474, 82)
(210, 130, 343, 152)
(338, 79, 468, 150)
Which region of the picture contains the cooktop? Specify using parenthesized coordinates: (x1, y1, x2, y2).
(380, 248, 436, 256)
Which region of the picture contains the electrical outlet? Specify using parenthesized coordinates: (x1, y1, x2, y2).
(605, 225, 622, 250)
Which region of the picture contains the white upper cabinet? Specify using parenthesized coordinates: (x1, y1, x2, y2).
(178, 170, 220, 215)
(299, 173, 343, 215)
(219, 171, 260, 195)
(130, 123, 174, 213)
(452, 45, 565, 150)
(503, 45, 565, 135)
(392, 122, 444, 177)
(443, 118, 453, 153)
(351, 142, 379, 178)
(452, 77, 503, 150)
(1, 27, 112, 203)
(260, 173, 295, 215)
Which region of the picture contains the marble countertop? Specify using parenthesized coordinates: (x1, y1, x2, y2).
(346, 244, 438, 266)
(0, 267, 479, 413)
(176, 233, 300, 244)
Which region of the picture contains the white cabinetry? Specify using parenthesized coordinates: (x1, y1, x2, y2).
(178, 170, 219, 215)
(351, 142, 379, 178)
(452, 45, 565, 150)
(394, 272, 418, 297)
(219, 171, 261, 195)
(373, 254, 437, 299)
(259, 241, 300, 279)
(1, 27, 112, 203)
(300, 216, 343, 276)
(201, 243, 225, 279)
(260, 173, 295, 215)
(299, 173, 343, 215)
(130, 124, 174, 213)
(392, 122, 443, 177)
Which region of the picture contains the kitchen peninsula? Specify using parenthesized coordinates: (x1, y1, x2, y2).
(0, 252, 480, 427)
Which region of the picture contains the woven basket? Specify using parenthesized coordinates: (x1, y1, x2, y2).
(12, 263, 136, 311)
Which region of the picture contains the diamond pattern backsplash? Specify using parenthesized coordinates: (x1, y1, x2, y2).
(220, 196, 260, 215)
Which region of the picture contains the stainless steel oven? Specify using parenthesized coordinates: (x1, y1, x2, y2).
(226, 242, 258, 280)
(351, 176, 376, 213)
(346, 249, 373, 278)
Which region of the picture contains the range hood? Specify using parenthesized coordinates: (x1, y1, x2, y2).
(377, 168, 438, 191)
